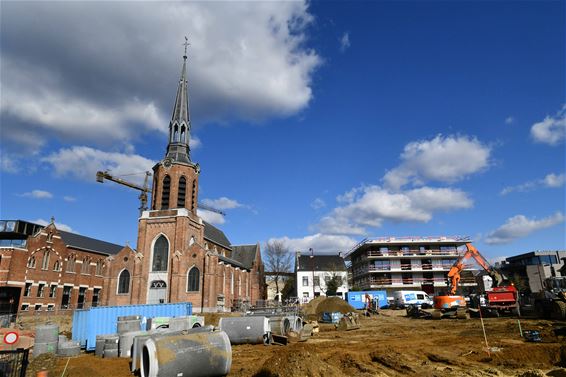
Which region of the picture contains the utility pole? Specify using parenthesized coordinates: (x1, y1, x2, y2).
(310, 247, 315, 299)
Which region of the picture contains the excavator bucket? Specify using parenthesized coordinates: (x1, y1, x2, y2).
(337, 313, 360, 331)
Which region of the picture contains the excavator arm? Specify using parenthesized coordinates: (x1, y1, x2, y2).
(447, 243, 505, 295)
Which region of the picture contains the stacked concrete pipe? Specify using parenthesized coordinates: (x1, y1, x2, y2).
(103, 335, 119, 358)
(34, 324, 59, 356)
(141, 331, 231, 377)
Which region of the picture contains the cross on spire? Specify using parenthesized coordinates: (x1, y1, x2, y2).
(183, 36, 190, 58)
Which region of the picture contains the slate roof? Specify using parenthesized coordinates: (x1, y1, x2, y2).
(231, 244, 258, 270)
(58, 230, 125, 255)
(203, 221, 231, 250)
(296, 255, 346, 272)
(1, 220, 125, 256)
(218, 254, 247, 270)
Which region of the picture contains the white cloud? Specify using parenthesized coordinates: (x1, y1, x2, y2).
(339, 32, 351, 52)
(1, 152, 19, 173)
(197, 209, 225, 225)
(42, 146, 155, 186)
(531, 105, 566, 145)
(314, 216, 366, 236)
(1, 1, 320, 155)
(33, 218, 75, 233)
(63, 196, 77, 202)
(315, 185, 473, 235)
(505, 116, 514, 125)
(383, 135, 491, 190)
(501, 172, 565, 195)
(19, 190, 53, 199)
(310, 198, 326, 210)
(269, 233, 357, 254)
(544, 173, 565, 188)
(202, 197, 243, 210)
(485, 212, 565, 245)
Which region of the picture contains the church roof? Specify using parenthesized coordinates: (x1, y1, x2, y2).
(218, 254, 247, 270)
(296, 255, 346, 272)
(203, 221, 231, 250)
(231, 244, 259, 270)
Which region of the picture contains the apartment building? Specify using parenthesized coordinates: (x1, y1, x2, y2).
(344, 236, 477, 297)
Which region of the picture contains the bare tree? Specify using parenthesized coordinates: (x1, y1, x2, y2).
(264, 240, 293, 300)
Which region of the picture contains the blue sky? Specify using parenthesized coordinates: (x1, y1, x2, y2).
(1, 1, 564, 260)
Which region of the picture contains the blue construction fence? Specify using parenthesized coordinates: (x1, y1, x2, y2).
(72, 302, 192, 351)
(345, 291, 388, 309)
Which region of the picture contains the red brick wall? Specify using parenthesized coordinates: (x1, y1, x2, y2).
(0, 223, 107, 312)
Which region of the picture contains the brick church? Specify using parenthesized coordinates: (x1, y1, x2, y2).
(0, 51, 265, 314)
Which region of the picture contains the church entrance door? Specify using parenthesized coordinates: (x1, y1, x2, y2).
(148, 280, 167, 304)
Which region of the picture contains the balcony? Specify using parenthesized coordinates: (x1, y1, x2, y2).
(366, 248, 459, 258)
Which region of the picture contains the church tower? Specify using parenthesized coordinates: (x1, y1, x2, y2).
(132, 44, 207, 305)
(151, 49, 200, 214)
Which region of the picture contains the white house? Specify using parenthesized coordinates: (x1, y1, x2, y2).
(295, 253, 348, 303)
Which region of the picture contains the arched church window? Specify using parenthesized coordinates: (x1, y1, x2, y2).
(27, 257, 36, 268)
(187, 267, 200, 291)
(53, 260, 60, 271)
(180, 126, 186, 144)
(173, 124, 179, 142)
(66, 256, 76, 272)
(152, 236, 169, 272)
(161, 175, 171, 209)
(118, 269, 130, 294)
(177, 177, 186, 208)
(42, 251, 50, 270)
(189, 236, 195, 246)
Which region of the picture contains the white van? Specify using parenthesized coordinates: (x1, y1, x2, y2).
(393, 290, 433, 308)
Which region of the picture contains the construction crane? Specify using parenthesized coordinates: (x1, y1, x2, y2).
(96, 171, 225, 216)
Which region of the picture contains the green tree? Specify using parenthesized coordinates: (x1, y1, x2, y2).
(281, 277, 296, 301)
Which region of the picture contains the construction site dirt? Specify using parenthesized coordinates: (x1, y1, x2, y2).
(37, 310, 564, 377)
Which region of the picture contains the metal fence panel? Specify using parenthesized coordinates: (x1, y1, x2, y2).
(72, 302, 192, 351)
(0, 349, 29, 377)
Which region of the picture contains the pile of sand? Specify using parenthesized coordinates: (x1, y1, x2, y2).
(302, 297, 355, 320)
(253, 346, 343, 377)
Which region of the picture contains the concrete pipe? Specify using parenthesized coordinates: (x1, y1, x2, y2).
(35, 324, 59, 344)
(118, 319, 142, 334)
(119, 330, 148, 358)
(131, 326, 214, 372)
(104, 348, 119, 358)
(33, 341, 58, 356)
(118, 315, 141, 321)
(219, 316, 270, 345)
(268, 316, 291, 336)
(141, 331, 231, 377)
(95, 334, 116, 357)
(57, 341, 80, 357)
(103, 335, 119, 357)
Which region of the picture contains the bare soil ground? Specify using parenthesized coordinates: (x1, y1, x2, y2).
(28, 310, 565, 377)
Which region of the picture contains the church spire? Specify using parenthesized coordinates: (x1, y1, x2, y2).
(165, 37, 191, 163)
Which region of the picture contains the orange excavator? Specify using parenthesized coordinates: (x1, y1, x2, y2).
(432, 243, 519, 319)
